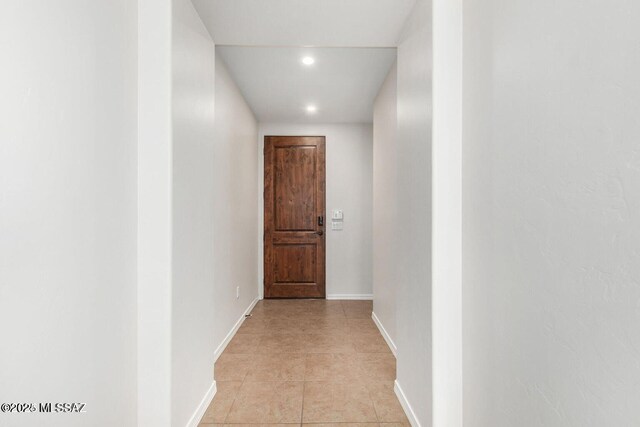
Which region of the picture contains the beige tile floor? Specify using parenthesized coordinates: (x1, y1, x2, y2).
(200, 299, 409, 426)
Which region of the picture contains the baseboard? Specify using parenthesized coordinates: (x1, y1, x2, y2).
(371, 311, 397, 356)
(213, 297, 260, 362)
(326, 293, 373, 300)
(186, 381, 216, 427)
(394, 380, 421, 427)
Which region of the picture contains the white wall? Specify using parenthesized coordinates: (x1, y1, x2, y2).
(138, 0, 172, 424)
(462, 1, 640, 425)
(0, 2, 138, 426)
(258, 123, 373, 299)
(140, 7, 259, 425)
(373, 64, 398, 348)
(394, 0, 433, 424)
(212, 54, 260, 355)
(171, 0, 218, 425)
(432, 0, 462, 425)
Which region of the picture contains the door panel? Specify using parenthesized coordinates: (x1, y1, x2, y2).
(274, 244, 316, 283)
(274, 146, 316, 231)
(264, 136, 326, 298)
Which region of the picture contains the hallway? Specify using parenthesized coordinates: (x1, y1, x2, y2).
(3, 0, 640, 426)
(201, 300, 408, 425)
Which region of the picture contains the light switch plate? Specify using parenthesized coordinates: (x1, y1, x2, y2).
(331, 221, 343, 230)
(332, 209, 343, 220)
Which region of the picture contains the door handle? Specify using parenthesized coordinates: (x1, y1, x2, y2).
(315, 230, 324, 236)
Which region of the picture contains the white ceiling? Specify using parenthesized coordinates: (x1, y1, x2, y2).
(192, 0, 416, 47)
(216, 46, 396, 123)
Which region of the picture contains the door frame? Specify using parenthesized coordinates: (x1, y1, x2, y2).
(262, 135, 326, 299)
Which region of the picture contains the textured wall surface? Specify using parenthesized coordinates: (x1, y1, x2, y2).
(462, 0, 640, 425)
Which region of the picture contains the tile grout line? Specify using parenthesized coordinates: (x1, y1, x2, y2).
(300, 349, 310, 424)
(221, 360, 249, 424)
(300, 379, 307, 425)
(367, 381, 382, 423)
(222, 306, 258, 424)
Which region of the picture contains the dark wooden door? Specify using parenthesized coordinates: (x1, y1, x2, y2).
(264, 136, 326, 298)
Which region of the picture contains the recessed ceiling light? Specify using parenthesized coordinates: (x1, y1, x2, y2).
(306, 105, 317, 113)
(301, 56, 315, 66)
